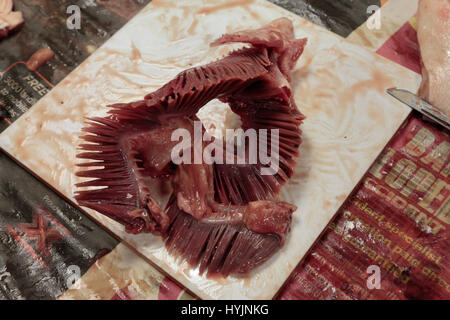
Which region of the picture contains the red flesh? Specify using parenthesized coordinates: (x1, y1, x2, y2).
(76, 18, 307, 276)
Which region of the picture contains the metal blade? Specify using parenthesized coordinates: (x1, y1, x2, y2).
(387, 88, 450, 131)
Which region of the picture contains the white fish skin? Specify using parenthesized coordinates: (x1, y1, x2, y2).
(0, 11, 23, 36)
(417, 0, 450, 116)
(0, 0, 13, 14)
(0, 0, 23, 38)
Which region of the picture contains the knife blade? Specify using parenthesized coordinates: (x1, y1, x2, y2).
(387, 88, 450, 131)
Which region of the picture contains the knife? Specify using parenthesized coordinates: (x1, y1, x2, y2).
(387, 88, 450, 131)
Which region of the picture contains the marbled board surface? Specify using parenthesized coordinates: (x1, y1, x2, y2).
(0, 0, 421, 299)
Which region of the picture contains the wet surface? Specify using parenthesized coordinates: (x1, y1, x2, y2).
(0, 0, 429, 300)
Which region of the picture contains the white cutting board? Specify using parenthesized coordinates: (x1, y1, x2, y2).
(0, 0, 421, 299)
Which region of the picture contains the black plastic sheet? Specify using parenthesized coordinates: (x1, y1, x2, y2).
(269, 0, 381, 37)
